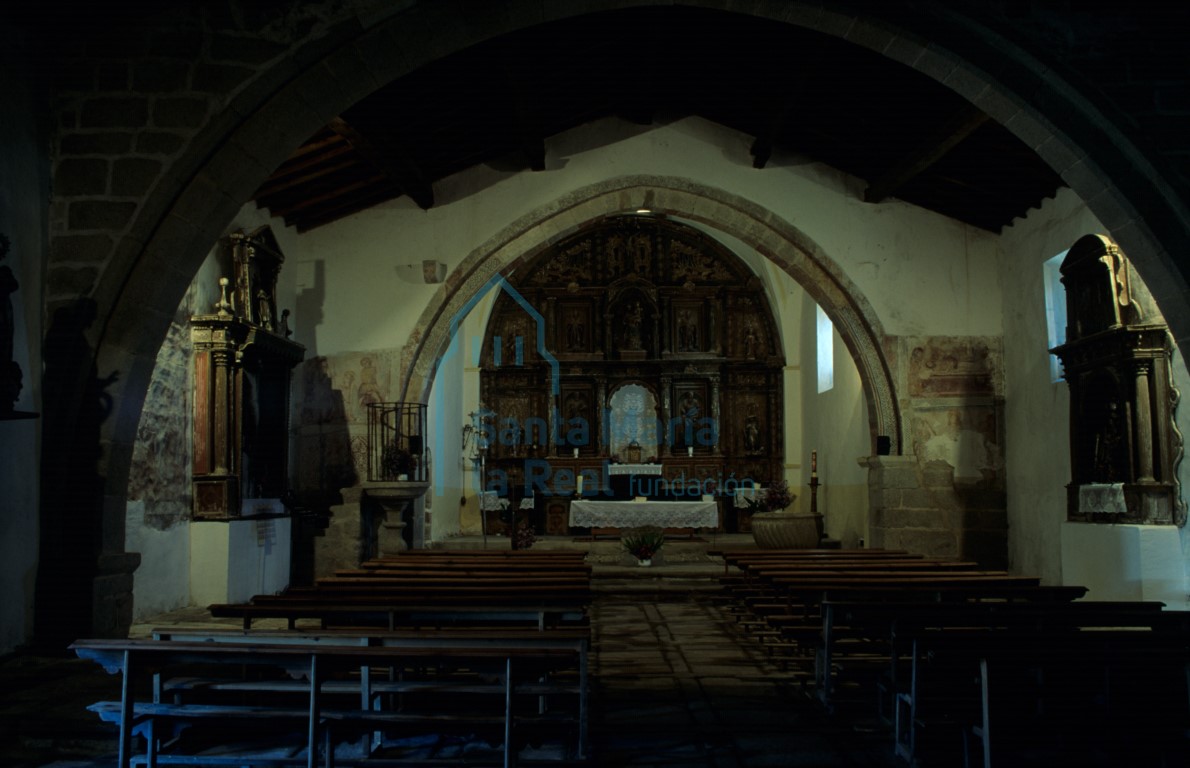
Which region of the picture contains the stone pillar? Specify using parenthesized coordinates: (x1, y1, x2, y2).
(858, 454, 1007, 566)
(92, 551, 140, 638)
(858, 454, 917, 551)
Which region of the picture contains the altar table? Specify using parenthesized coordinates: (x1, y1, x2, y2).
(568, 499, 718, 529)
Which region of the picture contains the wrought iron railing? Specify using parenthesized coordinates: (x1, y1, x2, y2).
(366, 402, 428, 482)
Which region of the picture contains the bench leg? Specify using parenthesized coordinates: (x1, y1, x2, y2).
(578, 642, 589, 760)
(119, 650, 133, 768)
(307, 654, 319, 768)
(504, 656, 513, 768)
(979, 657, 991, 768)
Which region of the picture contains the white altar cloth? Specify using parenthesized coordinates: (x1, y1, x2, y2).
(607, 463, 663, 476)
(480, 491, 534, 511)
(569, 499, 718, 529)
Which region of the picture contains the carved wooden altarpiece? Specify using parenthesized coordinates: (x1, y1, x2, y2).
(479, 215, 784, 532)
(191, 227, 305, 519)
(1053, 235, 1184, 525)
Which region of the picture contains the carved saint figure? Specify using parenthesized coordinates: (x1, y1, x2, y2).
(743, 323, 758, 359)
(621, 301, 644, 351)
(565, 312, 585, 351)
(677, 309, 699, 352)
(674, 390, 701, 448)
(744, 410, 762, 453)
(1093, 401, 1126, 482)
(256, 289, 273, 330)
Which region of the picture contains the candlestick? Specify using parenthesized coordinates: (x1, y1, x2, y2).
(573, 447, 579, 458)
(576, 474, 584, 495)
(687, 446, 693, 457)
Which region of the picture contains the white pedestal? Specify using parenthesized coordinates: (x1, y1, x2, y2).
(190, 515, 291, 605)
(1061, 521, 1187, 608)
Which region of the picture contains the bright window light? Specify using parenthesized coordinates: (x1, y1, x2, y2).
(1044, 250, 1068, 383)
(817, 304, 834, 394)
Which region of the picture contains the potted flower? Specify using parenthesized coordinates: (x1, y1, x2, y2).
(622, 526, 666, 566)
(380, 443, 417, 481)
(745, 479, 823, 548)
(513, 516, 537, 550)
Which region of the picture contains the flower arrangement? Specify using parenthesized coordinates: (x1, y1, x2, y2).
(380, 443, 417, 479)
(744, 480, 795, 513)
(513, 517, 537, 550)
(622, 526, 666, 561)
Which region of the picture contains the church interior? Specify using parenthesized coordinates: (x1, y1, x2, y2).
(4, 1, 1190, 765)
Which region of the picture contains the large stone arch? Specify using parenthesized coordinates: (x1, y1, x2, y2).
(40, 1, 1190, 635)
(398, 176, 902, 457)
(80, 3, 1190, 498)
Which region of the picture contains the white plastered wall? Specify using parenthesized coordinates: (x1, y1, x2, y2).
(1000, 188, 1190, 601)
(268, 117, 998, 541)
(127, 115, 1018, 612)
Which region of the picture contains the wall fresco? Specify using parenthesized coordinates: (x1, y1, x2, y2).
(908, 337, 1001, 397)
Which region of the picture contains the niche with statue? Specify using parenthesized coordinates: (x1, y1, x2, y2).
(1053, 234, 1185, 525)
(190, 227, 305, 519)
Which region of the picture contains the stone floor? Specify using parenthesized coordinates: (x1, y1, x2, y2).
(0, 545, 902, 767)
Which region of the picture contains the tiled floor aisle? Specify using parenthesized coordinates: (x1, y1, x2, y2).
(589, 590, 899, 767)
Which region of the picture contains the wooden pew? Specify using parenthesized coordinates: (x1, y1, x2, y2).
(73, 633, 589, 768)
(215, 550, 594, 630)
(818, 599, 1171, 718)
(722, 566, 1083, 687)
(901, 624, 1190, 767)
(211, 594, 590, 631)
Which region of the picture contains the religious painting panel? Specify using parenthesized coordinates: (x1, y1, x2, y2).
(907, 337, 1001, 398)
(910, 401, 1004, 489)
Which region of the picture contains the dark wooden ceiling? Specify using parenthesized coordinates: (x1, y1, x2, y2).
(253, 7, 1064, 233)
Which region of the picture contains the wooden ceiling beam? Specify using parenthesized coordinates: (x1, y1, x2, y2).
(294, 187, 406, 232)
(272, 172, 389, 216)
(864, 106, 990, 204)
(254, 151, 359, 200)
(328, 116, 434, 210)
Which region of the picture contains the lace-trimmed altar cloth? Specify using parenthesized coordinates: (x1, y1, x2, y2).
(1078, 483, 1127, 516)
(569, 499, 718, 528)
(480, 490, 534, 512)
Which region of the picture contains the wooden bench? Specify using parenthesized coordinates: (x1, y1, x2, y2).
(213, 558, 593, 631)
(818, 599, 1172, 719)
(73, 633, 589, 768)
(721, 567, 1084, 685)
(900, 626, 1190, 767)
(210, 598, 590, 631)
